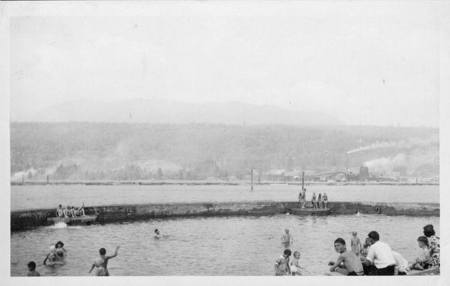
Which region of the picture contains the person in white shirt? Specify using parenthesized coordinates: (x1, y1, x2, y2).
(361, 231, 396, 275)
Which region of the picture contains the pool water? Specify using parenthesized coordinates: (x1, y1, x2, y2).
(10, 214, 439, 276)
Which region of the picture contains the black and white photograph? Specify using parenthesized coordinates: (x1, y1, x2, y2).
(1, 0, 449, 283)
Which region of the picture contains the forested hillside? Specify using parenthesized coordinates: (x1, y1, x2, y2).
(10, 123, 439, 180)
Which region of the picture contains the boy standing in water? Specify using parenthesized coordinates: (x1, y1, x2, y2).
(281, 229, 293, 249)
(27, 261, 40, 276)
(329, 238, 364, 275)
(89, 246, 120, 276)
(351, 232, 362, 256)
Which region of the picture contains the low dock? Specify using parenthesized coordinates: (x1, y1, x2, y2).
(11, 201, 439, 232)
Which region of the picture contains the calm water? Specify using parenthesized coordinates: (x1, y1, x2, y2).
(11, 214, 439, 276)
(11, 184, 439, 210)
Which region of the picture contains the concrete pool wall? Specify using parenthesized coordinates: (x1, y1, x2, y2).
(10, 201, 439, 231)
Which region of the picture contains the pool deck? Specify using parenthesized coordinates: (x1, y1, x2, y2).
(10, 201, 439, 232)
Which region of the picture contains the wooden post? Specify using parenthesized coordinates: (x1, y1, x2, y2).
(47, 175, 50, 184)
(302, 171, 305, 190)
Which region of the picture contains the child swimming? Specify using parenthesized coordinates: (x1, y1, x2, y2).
(27, 261, 40, 276)
(154, 229, 161, 239)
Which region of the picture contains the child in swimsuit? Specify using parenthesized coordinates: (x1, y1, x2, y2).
(351, 232, 362, 256)
(89, 246, 120, 276)
(275, 249, 291, 276)
(289, 251, 303, 275)
(409, 236, 432, 270)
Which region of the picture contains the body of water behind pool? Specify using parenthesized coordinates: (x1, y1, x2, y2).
(11, 184, 439, 210)
(11, 214, 439, 276)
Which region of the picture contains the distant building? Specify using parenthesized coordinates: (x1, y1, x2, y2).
(359, 166, 369, 180)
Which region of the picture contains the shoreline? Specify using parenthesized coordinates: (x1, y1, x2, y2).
(10, 180, 439, 186)
(11, 201, 440, 232)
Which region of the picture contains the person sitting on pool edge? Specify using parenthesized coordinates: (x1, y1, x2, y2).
(27, 261, 40, 276)
(360, 237, 377, 275)
(275, 249, 292, 276)
(361, 231, 396, 275)
(409, 236, 432, 270)
(423, 224, 440, 267)
(76, 203, 86, 216)
(329, 238, 364, 275)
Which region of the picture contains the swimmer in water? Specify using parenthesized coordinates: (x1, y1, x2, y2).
(89, 246, 120, 276)
(154, 229, 161, 239)
(55, 241, 67, 259)
(44, 241, 66, 265)
(27, 261, 40, 276)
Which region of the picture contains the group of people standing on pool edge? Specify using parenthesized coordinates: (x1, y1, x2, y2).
(328, 224, 440, 276)
(298, 188, 328, 209)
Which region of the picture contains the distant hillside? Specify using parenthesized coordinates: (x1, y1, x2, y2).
(10, 123, 439, 180)
(11, 99, 341, 126)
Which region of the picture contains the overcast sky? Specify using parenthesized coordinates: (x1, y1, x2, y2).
(10, 2, 440, 127)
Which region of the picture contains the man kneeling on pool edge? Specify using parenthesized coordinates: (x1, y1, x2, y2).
(360, 231, 396, 275)
(329, 238, 364, 275)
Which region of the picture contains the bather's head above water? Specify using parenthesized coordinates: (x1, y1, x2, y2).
(283, 249, 292, 258)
